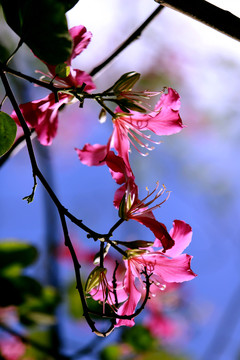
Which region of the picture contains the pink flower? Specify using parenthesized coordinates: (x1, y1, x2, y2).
(76, 88, 183, 167)
(76, 143, 109, 167)
(11, 25, 95, 145)
(105, 151, 174, 252)
(12, 93, 70, 145)
(0, 338, 27, 360)
(111, 87, 183, 166)
(86, 266, 127, 314)
(115, 220, 196, 327)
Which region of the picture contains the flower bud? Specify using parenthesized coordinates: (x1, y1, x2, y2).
(117, 98, 147, 113)
(98, 108, 107, 123)
(112, 71, 140, 94)
(124, 249, 147, 260)
(85, 266, 107, 293)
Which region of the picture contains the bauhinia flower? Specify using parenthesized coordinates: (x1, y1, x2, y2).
(115, 220, 196, 327)
(85, 265, 126, 314)
(11, 25, 95, 145)
(105, 151, 174, 252)
(111, 87, 184, 166)
(76, 87, 183, 167)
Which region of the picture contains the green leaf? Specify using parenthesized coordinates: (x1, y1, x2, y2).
(0, 111, 17, 156)
(58, 0, 79, 12)
(19, 286, 61, 326)
(0, 275, 42, 307)
(100, 345, 122, 360)
(0, 277, 24, 306)
(67, 280, 83, 319)
(0, 0, 74, 64)
(121, 325, 157, 352)
(0, 42, 10, 62)
(23, 330, 53, 360)
(138, 350, 189, 360)
(0, 240, 38, 270)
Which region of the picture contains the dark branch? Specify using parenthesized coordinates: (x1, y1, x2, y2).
(156, 0, 240, 42)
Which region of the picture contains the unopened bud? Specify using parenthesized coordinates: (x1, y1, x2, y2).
(98, 108, 107, 123)
(85, 266, 107, 293)
(117, 98, 147, 113)
(124, 249, 147, 260)
(123, 240, 154, 249)
(112, 71, 140, 94)
(118, 194, 127, 220)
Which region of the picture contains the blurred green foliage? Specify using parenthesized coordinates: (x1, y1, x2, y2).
(0, 240, 60, 326)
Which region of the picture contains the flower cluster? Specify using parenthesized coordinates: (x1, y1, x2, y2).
(11, 25, 95, 145)
(10, 24, 196, 330)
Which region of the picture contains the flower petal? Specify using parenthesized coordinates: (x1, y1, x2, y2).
(165, 220, 193, 257)
(11, 93, 69, 145)
(133, 214, 174, 252)
(115, 261, 141, 327)
(143, 252, 196, 283)
(68, 25, 92, 62)
(75, 143, 108, 166)
(130, 88, 184, 135)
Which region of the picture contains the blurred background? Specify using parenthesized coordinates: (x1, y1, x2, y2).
(1, 0, 240, 359)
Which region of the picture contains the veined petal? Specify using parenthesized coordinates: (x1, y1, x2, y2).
(122, 87, 183, 136)
(142, 252, 196, 283)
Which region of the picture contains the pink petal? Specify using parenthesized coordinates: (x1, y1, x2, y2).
(165, 220, 193, 257)
(90, 282, 127, 304)
(11, 93, 69, 145)
(64, 69, 96, 91)
(68, 25, 92, 62)
(133, 214, 174, 252)
(113, 184, 126, 208)
(110, 123, 131, 168)
(105, 151, 134, 185)
(75, 143, 108, 166)
(143, 252, 196, 283)
(129, 88, 184, 135)
(115, 261, 141, 327)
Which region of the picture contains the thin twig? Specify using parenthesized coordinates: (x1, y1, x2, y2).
(89, 5, 164, 77)
(2, 64, 58, 93)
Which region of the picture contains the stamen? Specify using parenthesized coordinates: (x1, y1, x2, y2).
(129, 183, 170, 218)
